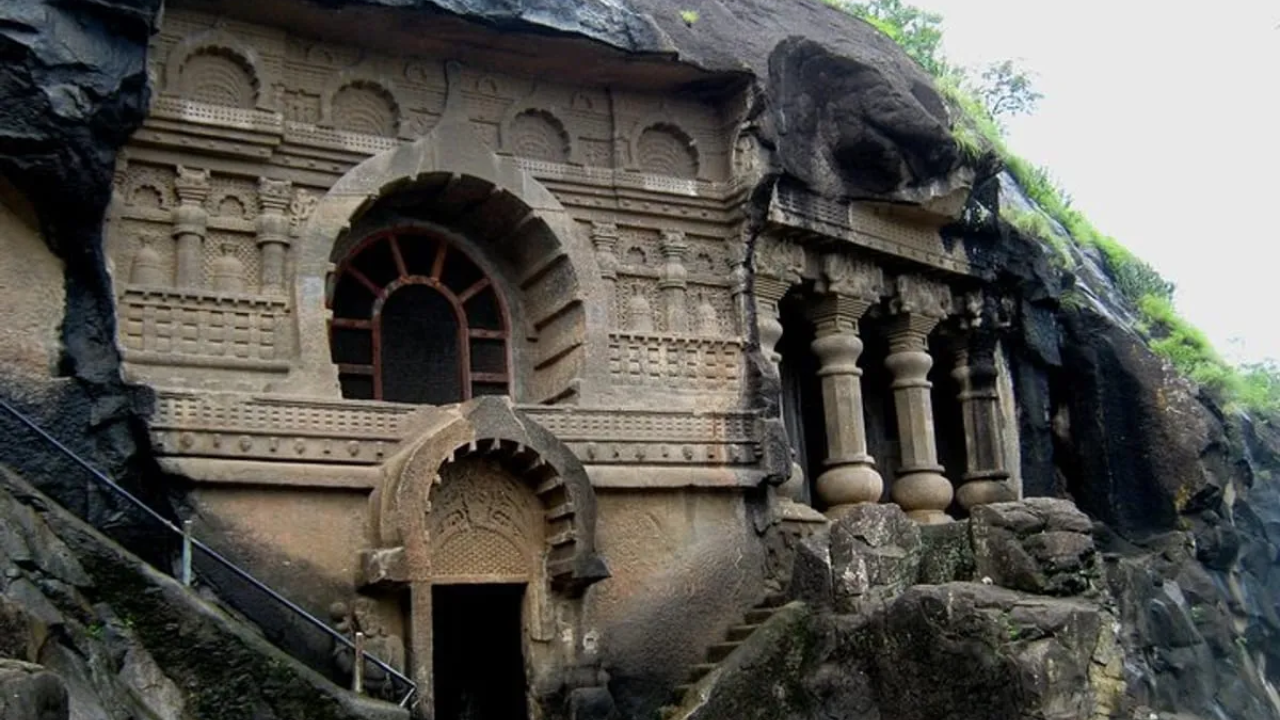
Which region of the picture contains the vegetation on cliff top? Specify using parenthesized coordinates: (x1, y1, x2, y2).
(826, 0, 1280, 418)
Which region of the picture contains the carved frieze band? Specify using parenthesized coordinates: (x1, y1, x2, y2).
(149, 390, 761, 468)
(147, 9, 731, 187)
(766, 184, 983, 275)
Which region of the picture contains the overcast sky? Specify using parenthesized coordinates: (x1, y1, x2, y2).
(906, 0, 1280, 365)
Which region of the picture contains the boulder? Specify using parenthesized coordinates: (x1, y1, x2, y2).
(0, 660, 68, 720)
(851, 583, 1108, 720)
(828, 504, 921, 613)
(971, 498, 1097, 596)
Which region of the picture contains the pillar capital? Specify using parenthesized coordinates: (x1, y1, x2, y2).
(817, 253, 884, 301)
(754, 235, 805, 285)
(174, 165, 211, 204)
(807, 293, 875, 335)
(890, 274, 951, 317)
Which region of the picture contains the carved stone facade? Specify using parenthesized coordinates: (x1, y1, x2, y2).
(96, 3, 1023, 718)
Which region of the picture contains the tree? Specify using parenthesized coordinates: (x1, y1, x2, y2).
(844, 0, 952, 78)
(975, 60, 1043, 121)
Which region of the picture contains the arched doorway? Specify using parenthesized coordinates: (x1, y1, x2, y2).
(362, 397, 609, 719)
(428, 454, 541, 720)
(328, 227, 511, 403)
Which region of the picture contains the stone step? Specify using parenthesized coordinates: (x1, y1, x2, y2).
(706, 641, 740, 663)
(743, 608, 777, 625)
(725, 623, 761, 642)
(686, 662, 718, 684)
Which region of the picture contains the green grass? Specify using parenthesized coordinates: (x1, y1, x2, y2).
(1001, 207, 1071, 266)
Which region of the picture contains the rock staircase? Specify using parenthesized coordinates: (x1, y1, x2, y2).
(658, 595, 788, 719)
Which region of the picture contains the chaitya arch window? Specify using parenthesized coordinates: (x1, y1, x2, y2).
(328, 227, 510, 404)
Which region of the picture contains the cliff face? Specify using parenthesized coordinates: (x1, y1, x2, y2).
(0, 1, 1277, 719)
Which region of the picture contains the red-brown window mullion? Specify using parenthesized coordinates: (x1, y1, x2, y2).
(330, 318, 370, 330)
(388, 235, 408, 277)
(458, 319, 472, 400)
(431, 241, 447, 280)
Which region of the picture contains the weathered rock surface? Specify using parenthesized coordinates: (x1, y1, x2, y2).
(0, 467, 406, 720)
(971, 497, 1097, 596)
(0, 660, 68, 720)
(671, 585, 1114, 720)
(828, 504, 922, 613)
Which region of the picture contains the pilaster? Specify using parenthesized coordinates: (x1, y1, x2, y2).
(658, 230, 689, 333)
(752, 236, 804, 375)
(257, 178, 293, 294)
(172, 166, 211, 288)
(590, 221, 619, 326)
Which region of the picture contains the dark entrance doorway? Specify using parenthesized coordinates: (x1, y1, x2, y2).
(433, 583, 528, 720)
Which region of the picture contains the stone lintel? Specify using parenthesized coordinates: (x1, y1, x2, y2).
(157, 457, 380, 490)
(586, 465, 765, 489)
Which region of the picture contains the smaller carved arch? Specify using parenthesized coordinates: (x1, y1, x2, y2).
(164, 30, 263, 109)
(499, 104, 578, 165)
(373, 397, 608, 593)
(320, 70, 406, 138)
(631, 117, 700, 180)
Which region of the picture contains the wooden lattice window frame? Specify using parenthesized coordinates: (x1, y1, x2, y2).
(328, 227, 511, 403)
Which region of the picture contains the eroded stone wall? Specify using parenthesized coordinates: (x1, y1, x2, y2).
(0, 180, 64, 376)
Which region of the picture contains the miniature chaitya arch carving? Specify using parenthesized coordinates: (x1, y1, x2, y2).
(320, 69, 406, 138)
(330, 82, 400, 137)
(164, 30, 262, 109)
(500, 104, 576, 164)
(634, 122, 700, 179)
(328, 227, 511, 404)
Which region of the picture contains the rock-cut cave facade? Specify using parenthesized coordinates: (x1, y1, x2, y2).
(74, 0, 1021, 717)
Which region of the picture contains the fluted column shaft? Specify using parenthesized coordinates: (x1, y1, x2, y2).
(952, 337, 1014, 509)
(809, 295, 883, 513)
(885, 313, 952, 523)
(172, 167, 210, 289)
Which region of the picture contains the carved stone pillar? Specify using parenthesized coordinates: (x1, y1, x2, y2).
(591, 222, 620, 325)
(806, 254, 886, 514)
(952, 292, 1015, 510)
(172, 166, 210, 289)
(658, 230, 689, 333)
(885, 275, 953, 524)
(257, 178, 293, 294)
(809, 293, 883, 512)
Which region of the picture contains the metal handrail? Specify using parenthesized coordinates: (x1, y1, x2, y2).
(0, 398, 417, 708)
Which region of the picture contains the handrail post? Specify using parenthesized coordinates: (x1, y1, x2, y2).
(181, 519, 194, 587)
(353, 631, 366, 694)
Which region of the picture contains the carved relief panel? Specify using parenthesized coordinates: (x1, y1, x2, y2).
(429, 457, 543, 583)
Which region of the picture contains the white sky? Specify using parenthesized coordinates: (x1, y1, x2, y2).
(908, 0, 1280, 365)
